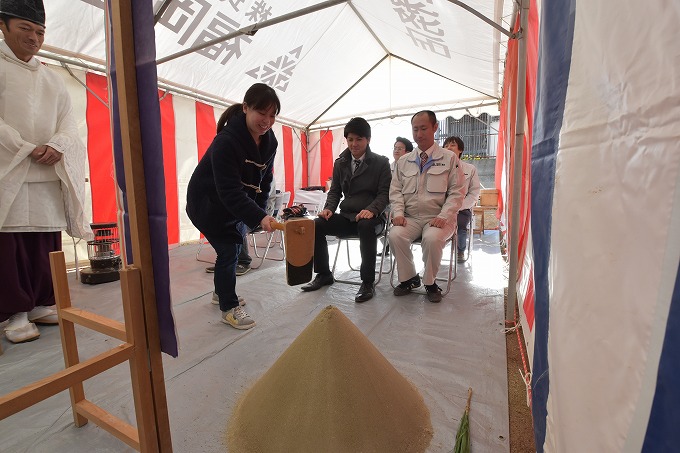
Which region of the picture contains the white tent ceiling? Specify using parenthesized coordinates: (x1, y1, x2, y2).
(42, 0, 514, 130)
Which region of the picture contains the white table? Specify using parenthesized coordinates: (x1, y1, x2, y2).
(293, 190, 327, 215)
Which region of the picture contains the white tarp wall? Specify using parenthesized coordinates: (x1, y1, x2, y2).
(529, 0, 680, 452)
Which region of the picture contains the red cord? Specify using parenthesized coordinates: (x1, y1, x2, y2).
(513, 301, 532, 407)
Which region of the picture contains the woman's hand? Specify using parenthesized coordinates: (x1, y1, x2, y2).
(260, 215, 277, 232)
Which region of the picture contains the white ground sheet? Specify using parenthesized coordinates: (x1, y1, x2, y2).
(1, 232, 508, 453)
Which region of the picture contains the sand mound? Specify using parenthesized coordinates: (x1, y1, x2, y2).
(227, 305, 432, 453)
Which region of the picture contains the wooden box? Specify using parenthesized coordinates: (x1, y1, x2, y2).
(479, 189, 498, 207)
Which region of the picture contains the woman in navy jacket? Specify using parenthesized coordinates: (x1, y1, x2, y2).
(187, 83, 280, 330)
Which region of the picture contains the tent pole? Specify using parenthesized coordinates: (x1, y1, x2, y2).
(308, 100, 498, 132)
(392, 54, 498, 99)
(306, 55, 388, 129)
(153, 0, 174, 25)
(506, 0, 530, 321)
(445, 0, 513, 37)
(156, 0, 348, 65)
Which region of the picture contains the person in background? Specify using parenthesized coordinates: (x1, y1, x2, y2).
(205, 180, 277, 277)
(187, 83, 280, 330)
(391, 136, 412, 171)
(0, 0, 92, 343)
(443, 136, 480, 262)
(388, 111, 465, 303)
(205, 236, 251, 275)
(378, 136, 414, 257)
(301, 117, 391, 303)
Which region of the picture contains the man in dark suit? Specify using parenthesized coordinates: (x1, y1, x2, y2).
(301, 117, 391, 302)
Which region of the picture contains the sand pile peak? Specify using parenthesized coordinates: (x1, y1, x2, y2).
(227, 305, 432, 453)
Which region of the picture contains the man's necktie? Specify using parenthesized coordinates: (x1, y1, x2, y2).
(354, 159, 361, 173)
(420, 151, 428, 170)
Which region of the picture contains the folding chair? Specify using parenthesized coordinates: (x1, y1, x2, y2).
(330, 213, 391, 286)
(249, 228, 284, 269)
(195, 236, 214, 264)
(389, 227, 458, 296)
(195, 191, 292, 268)
(248, 191, 291, 269)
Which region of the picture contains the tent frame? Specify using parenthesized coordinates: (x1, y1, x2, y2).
(153, 0, 512, 130)
(1, 1, 529, 449)
(505, 0, 530, 321)
(40, 1, 515, 131)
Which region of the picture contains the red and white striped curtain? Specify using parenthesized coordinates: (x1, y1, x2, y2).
(57, 66, 318, 253)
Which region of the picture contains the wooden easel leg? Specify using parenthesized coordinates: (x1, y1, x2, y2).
(109, 1, 173, 449)
(49, 251, 87, 427)
(120, 267, 160, 453)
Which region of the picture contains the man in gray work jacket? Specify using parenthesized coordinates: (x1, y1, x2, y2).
(389, 110, 465, 303)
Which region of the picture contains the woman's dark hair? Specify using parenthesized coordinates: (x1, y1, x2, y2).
(443, 135, 465, 152)
(216, 83, 281, 133)
(343, 117, 371, 139)
(395, 136, 413, 152)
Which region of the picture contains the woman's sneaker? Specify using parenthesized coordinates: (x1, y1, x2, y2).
(212, 292, 245, 306)
(221, 306, 255, 330)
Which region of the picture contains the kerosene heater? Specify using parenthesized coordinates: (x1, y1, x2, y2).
(80, 222, 122, 285)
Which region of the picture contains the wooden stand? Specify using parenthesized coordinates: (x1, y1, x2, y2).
(473, 206, 486, 235)
(474, 188, 500, 235)
(0, 252, 166, 451)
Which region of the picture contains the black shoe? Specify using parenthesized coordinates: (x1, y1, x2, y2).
(377, 245, 390, 257)
(236, 264, 251, 276)
(301, 273, 334, 291)
(355, 282, 374, 303)
(393, 275, 421, 296)
(425, 283, 442, 303)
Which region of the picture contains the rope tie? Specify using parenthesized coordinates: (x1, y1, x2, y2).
(520, 369, 532, 407)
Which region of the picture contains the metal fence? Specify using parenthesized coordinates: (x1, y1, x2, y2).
(436, 113, 500, 159)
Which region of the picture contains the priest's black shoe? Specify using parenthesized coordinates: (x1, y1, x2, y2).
(301, 273, 334, 291)
(355, 282, 374, 303)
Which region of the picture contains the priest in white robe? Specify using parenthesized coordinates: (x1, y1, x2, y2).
(0, 0, 91, 343)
